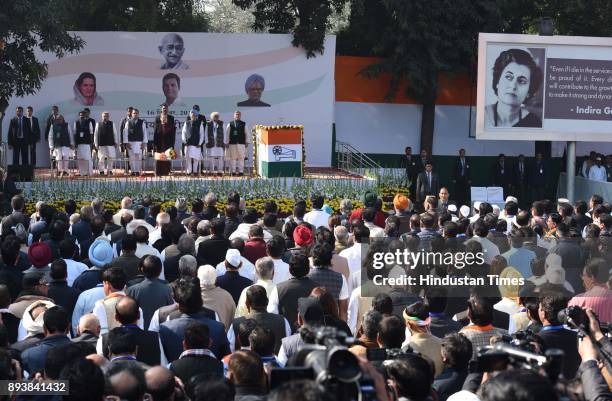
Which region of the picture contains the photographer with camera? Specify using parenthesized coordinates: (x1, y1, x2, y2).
(577, 308, 612, 401)
(385, 354, 435, 401)
(434, 333, 473, 401)
(278, 297, 324, 365)
(537, 295, 580, 379)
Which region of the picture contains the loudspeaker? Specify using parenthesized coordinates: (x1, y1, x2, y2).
(7, 165, 34, 182)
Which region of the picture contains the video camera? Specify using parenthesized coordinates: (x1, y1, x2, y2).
(270, 327, 375, 401)
(558, 305, 610, 337)
(473, 342, 564, 382)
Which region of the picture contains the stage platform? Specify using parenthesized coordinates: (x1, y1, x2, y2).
(17, 166, 376, 202)
(26, 166, 365, 182)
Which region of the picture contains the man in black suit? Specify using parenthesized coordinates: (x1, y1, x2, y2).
(452, 148, 471, 206)
(25, 106, 41, 166)
(99, 296, 166, 367)
(492, 153, 512, 198)
(0, 168, 20, 200)
(529, 152, 547, 202)
(513, 154, 528, 208)
(399, 146, 418, 198)
(433, 333, 472, 401)
(196, 218, 230, 267)
(416, 148, 428, 175)
(169, 320, 223, 384)
(537, 295, 580, 379)
(7, 106, 29, 166)
(415, 161, 440, 207)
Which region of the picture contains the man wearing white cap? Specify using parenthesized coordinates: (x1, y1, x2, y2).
(198, 264, 236, 330)
(215, 245, 256, 281)
(469, 201, 481, 223)
(459, 205, 471, 219)
(588, 155, 607, 182)
(216, 249, 253, 305)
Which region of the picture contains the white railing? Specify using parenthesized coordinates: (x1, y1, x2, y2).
(335, 140, 382, 177)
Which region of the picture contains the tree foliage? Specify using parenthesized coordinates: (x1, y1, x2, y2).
(200, 0, 255, 33)
(232, 0, 348, 57)
(0, 0, 84, 119)
(61, 0, 209, 32)
(348, 0, 502, 103)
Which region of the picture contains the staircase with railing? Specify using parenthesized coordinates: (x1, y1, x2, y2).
(335, 140, 382, 177)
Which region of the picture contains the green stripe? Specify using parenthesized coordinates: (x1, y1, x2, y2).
(261, 161, 302, 177)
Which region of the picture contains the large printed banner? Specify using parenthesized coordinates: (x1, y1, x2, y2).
(5, 32, 335, 166)
(476, 33, 612, 141)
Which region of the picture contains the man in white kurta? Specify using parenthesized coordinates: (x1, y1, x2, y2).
(122, 109, 149, 175)
(206, 112, 225, 175)
(73, 110, 94, 176)
(224, 111, 250, 175)
(588, 156, 608, 182)
(48, 115, 74, 176)
(94, 112, 120, 175)
(181, 110, 205, 175)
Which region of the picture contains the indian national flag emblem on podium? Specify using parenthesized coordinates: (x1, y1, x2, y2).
(254, 125, 304, 177)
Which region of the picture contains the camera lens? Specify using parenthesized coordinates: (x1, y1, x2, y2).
(327, 347, 362, 383)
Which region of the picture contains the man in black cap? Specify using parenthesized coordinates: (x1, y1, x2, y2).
(277, 297, 323, 365)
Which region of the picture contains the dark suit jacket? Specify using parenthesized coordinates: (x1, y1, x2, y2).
(104, 222, 122, 236)
(216, 271, 252, 305)
(26, 116, 41, 144)
(72, 268, 103, 292)
(111, 254, 141, 282)
(538, 327, 580, 379)
(109, 227, 127, 244)
(71, 219, 92, 245)
(7, 116, 30, 146)
(493, 162, 512, 188)
(101, 325, 162, 366)
(197, 235, 230, 267)
(1, 311, 19, 344)
(21, 334, 72, 375)
(529, 160, 547, 187)
(399, 155, 418, 181)
(153, 114, 176, 152)
(126, 278, 173, 330)
(47, 280, 80, 317)
(434, 368, 468, 401)
(71, 331, 99, 349)
(452, 157, 471, 182)
(415, 171, 440, 202)
(159, 312, 230, 361)
(170, 354, 223, 384)
(512, 161, 529, 187)
(0, 177, 20, 199)
(45, 114, 60, 141)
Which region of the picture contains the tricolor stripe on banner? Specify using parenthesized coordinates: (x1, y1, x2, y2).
(260, 161, 302, 177)
(258, 129, 302, 145)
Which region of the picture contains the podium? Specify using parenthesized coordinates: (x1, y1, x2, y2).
(254, 125, 304, 177)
